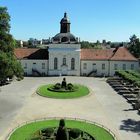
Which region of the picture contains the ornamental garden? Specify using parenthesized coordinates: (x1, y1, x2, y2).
(8, 77, 116, 140)
(9, 119, 115, 140)
(37, 78, 90, 99)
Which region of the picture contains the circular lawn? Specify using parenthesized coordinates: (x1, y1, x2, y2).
(37, 84, 90, 99)
(9, 119, 115, 140)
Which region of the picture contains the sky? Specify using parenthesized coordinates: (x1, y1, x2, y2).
(0, 0, 140, 42)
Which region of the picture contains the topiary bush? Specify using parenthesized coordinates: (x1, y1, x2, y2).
(40, 127, 54, 137)
(56, 119, 69, 140)
(67, 83, 74, 91)
(54, 83, 61, 90)
(69, 128, 82, 139)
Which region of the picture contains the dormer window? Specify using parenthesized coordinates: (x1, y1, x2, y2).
(61, 37, 68, 42)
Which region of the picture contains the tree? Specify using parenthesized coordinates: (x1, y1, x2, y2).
(128, 34, 140, 58)
(96, 40, 100, 45)
(0, 7, 23, 81)
(102, 39, 106, 44)
(80, 41, 95, 48)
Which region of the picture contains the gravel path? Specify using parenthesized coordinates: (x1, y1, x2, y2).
(0, 77, 140, 140)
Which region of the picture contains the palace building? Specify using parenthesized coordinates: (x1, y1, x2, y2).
(14, 13, 139, 77)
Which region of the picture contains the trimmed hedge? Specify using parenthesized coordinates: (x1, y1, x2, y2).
(115, 70, 140, 87)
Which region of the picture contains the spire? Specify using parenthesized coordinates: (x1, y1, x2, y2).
(60, 12, 70, 33)
(64, 12, 67, 18)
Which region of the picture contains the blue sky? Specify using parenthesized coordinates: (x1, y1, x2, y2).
(0, 0, 140, 42)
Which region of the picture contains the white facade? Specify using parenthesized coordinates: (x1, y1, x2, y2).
(19, 57, 139, 77)
(81, 60, 139, 76)
(81, 60, 109, 76)
(15, 13, 139, 77)
(20, 59, 48, 76)
(48, 44, 81, 76)
(109, 61, 139, 76)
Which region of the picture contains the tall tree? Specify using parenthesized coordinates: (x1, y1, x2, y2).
(128, 34, 140, 58)
(0, 7, 23, 81)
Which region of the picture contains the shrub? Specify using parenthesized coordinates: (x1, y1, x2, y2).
(56, 119, 69, 140)
(41, 127, 54, 137)
(69, 128, 82, 139)
(59, 119, 65, 127)
(115, 70, 140, 87)
(54, 83, 61, 90)
(67, 83, 74, 90)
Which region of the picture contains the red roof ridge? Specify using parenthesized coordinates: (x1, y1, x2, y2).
(110, 47, 138, 61)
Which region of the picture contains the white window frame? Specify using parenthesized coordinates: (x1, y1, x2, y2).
(42, 63, 45, 69)
(102, 64, 105, 70)
(83, 63, 87, 70)
(122, 64, 126, 70)
(114, 64, 118, 70)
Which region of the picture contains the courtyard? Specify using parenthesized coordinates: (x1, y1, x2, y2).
(0, 77, 140, 140)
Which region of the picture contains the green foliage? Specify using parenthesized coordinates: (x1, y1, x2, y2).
(67, 83, 74, 90)
(38, 84, 89, 99)
(115, 70, 140, 87)
(126, 70, 140, 79)
(0, 7, 10, 32)
(80, 41, 95, 48)
(69, 128, 82, 139)
(41, 127, 54, 137)
(128, 34, 140, 58)
(54, 83, 61, 90)
(56, 127, 69, 140)
(59, 119, 65, 127)
(80, 41, 102, 49)
(0, 6, 24, 81)
(9, 120, 114, 140)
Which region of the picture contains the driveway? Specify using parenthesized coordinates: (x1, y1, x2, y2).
(0, 77, 140, 140)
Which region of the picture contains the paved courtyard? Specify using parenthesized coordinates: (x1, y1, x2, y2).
(0, 77, 140, 140)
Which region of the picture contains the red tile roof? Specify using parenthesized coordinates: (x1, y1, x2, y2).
(81, 47, 138, 61)
(14, 47, 137, 61)
(14, 48, 48, 60)
(81, 48, 114, 60)
(110, 47, 137, 61)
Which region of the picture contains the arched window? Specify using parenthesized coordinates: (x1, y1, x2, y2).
(54, 57, 58, 70)
(63, 58, 66, 65)
(71, 58, 75, 70)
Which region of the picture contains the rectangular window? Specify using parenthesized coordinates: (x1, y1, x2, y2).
(131, 64, 134, 70)
(24, 63, 27, 69)
(83, 63, 87, 69)
(114, 64, 118, 70)
(42, 63, 45, 69)
(122, 64, 126, 70)
(102, 64, 105, 70)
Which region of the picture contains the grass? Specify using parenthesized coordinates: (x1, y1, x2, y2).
(9, 120, 115, 140)
(37, 84, 90, 99)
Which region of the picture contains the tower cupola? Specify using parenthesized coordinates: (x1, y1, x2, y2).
(60, 12, 70, 33)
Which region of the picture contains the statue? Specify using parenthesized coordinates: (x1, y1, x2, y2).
(61, 77, 67, 89)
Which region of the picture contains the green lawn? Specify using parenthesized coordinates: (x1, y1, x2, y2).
(9, 120, 115, 140)
(37, 84, 90, 99)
